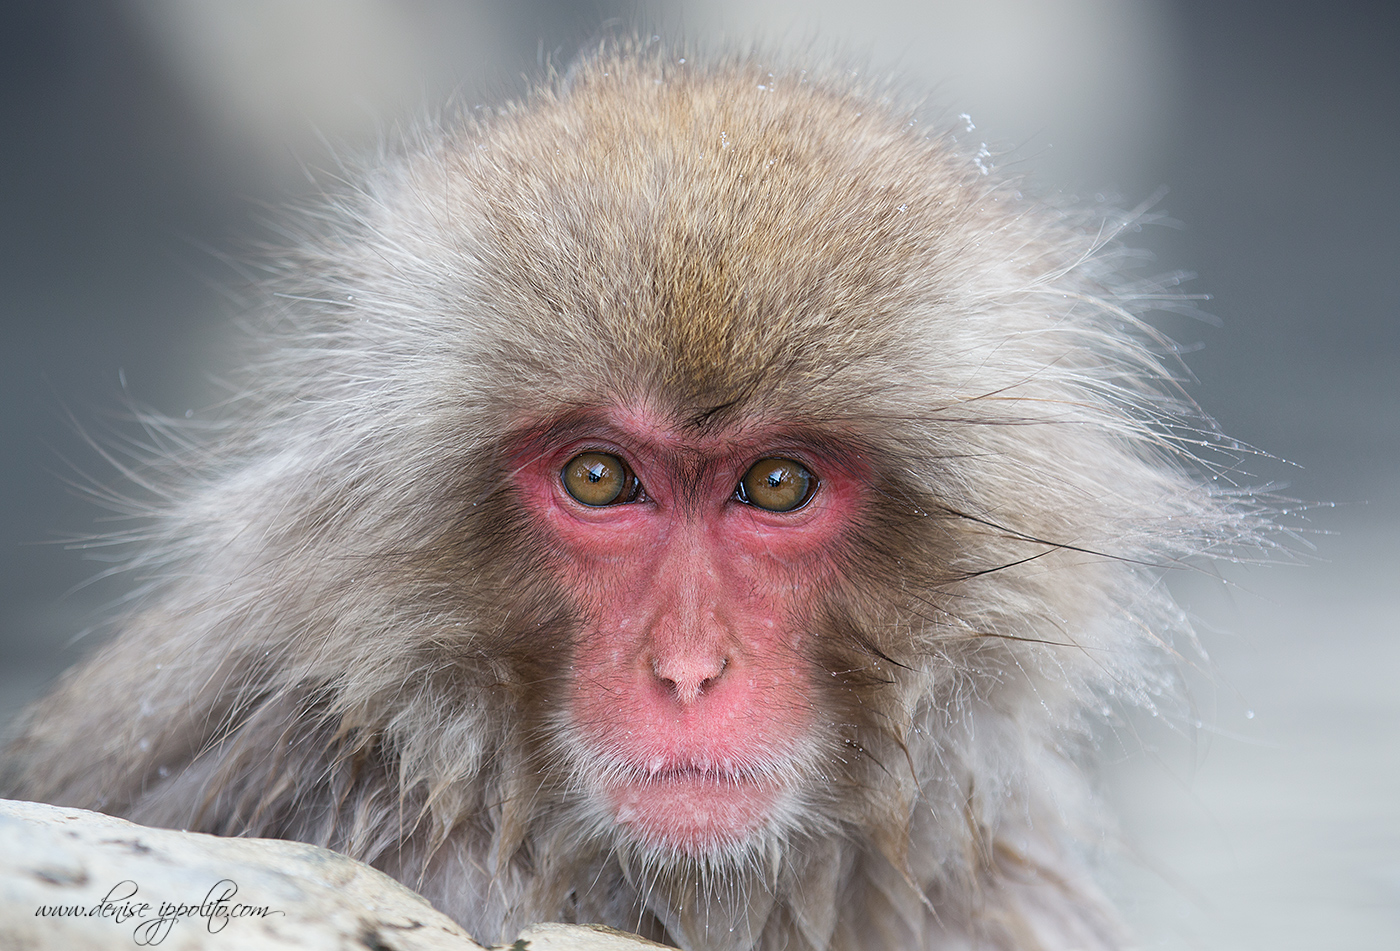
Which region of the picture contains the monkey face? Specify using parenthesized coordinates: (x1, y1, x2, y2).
(509, 403, 873, 857)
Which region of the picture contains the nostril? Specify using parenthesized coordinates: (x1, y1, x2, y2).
(652, 655, 728, 703)
(700, 657, 728, 691)
(689, 657, 727, 694)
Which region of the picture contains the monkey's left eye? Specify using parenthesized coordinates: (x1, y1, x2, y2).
(562, 452, 642, 506)
(737, 458, 817, 512)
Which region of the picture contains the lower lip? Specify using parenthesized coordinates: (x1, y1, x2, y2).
(606, 771, 780, 854)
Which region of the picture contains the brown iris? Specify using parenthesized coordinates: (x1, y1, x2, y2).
(739, 458, 816, 512)
(562, 452, 640, 506)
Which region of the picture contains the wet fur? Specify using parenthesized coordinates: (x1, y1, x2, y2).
(3, 44, 1265, 950)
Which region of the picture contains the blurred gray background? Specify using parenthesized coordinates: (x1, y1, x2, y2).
(1, 1, 1395, 948)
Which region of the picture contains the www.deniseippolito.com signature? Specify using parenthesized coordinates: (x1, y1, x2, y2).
(34, 878, 284, 945)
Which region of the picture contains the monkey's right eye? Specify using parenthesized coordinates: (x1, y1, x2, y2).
(562, 452, 641, 506)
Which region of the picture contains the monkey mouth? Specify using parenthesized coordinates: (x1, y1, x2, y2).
(602, 762, 785, 855)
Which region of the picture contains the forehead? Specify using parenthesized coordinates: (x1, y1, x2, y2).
(428, 57, 982, 422)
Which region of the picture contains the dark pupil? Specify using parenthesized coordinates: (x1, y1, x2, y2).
(585, 464, 607, 482)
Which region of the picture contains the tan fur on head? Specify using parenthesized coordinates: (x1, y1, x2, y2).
(3, 41, 1267, 951)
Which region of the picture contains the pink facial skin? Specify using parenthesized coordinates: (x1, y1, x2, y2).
(510, 405, 869, 855)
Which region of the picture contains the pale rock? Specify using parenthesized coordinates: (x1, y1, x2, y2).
(0, 799, 659, 951)
(512, 922, 670, 949)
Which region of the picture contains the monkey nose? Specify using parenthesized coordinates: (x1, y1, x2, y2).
(651, 654, 729, 704)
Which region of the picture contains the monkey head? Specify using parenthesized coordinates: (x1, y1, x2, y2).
(2, 45, 1266, 951)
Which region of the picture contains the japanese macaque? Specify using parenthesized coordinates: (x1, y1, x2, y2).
(1, 44, 1262, 951)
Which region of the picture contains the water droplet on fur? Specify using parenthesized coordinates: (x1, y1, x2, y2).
(974, 144, 992, 175)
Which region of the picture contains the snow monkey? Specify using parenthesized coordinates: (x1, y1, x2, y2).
(2, 44, 1264, 951)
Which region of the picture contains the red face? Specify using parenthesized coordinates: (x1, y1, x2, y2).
(511, 404, 869, 856)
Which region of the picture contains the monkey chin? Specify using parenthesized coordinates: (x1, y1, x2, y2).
(599, 765, 789, 858)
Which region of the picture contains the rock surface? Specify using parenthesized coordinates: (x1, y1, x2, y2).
(0, 799, 660, 950)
